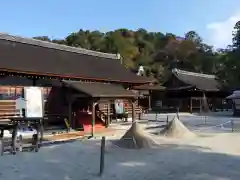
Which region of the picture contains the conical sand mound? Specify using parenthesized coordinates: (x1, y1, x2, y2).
(161, 116, 195, 138)
(116, 123, 157, 149)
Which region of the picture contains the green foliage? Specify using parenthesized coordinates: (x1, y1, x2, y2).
(34, 24, 240, 87)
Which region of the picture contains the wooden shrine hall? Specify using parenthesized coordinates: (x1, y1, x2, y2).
(46, 80, 138, 135)
(151, 68, 230, 112)
(131, 83, 165, 112)
(0, 33, 152, 154)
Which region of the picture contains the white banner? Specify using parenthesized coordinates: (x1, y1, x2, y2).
(25, 87, 43, 118)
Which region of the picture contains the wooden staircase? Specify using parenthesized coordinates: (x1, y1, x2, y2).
(98, 100, 143, 121)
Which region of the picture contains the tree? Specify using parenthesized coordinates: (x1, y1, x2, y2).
(32, 28, 238, 86)
(33, 36, 51, 42)
(232, 21, 240, 49)
(185, 31, 202, 45)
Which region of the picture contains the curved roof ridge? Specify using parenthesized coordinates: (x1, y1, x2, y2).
(172, 68, 216, 79)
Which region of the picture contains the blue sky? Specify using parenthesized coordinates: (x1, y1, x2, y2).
(0, 0, 240, 48)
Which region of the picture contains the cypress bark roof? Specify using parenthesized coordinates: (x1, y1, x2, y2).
(0, 33, 152, 84)
(172, 68, 221, 91)
(63, 81, 136, 98)
(131, 84, 165, 90)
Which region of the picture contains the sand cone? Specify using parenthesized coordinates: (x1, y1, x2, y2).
(116, 122, 157, 149)
(161, 116, 195, 138)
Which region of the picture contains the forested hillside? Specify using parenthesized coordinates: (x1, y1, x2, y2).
(33, 21, 240, 87)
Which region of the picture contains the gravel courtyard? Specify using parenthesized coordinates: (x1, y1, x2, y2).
(1, 112, 240, 180)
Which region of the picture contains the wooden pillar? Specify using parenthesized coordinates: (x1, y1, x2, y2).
(35, 122, 40, 152)
(212, 98, 216, 112)
(39, 119, 44, 144)
(200, 98, 202, 114)
(148, 90, 152, 111)
(0, 129, 4, 156)
(67, 88, 74, 129)
(131, 99, 136, 129)
(32, 77, 37, 86)
(106, 101, 110, 127)
(190, 97, 192, 113)
(11, 124, 18, 155)
(92, 101, 97, 137)
(68, 99, 72, 129)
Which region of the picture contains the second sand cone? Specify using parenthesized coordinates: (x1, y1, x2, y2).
(116, 122, 157, 149)
(161, 116, 195, 138)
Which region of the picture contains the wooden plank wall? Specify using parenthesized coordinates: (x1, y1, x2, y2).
(0, 86, 51, 120)
(0, 100, 20, 119)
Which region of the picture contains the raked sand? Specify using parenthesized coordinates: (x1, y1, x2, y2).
(1, 113, 240, 180)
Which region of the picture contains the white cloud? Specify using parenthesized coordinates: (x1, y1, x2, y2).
(206, 13, 240, 48)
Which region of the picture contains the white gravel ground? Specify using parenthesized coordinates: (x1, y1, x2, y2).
(1, 112, 240, 180)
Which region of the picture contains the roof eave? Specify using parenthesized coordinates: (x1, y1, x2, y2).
(1, 68, 151, 84)
(94, 94, 136, 98)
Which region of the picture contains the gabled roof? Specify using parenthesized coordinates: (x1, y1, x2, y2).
(0, 33, 152, 84)
(172, 68, 221, 91)
(0, 33, 118, 59)
(63, 81, 136, 98)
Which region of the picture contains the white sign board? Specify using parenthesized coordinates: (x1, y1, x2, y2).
(24, 87, 43, 118)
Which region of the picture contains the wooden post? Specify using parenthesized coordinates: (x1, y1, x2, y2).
(35, 124, 40, 152)
(131, 99, 136, 129)
(11, 124, 17, 155)
(179, 99, 182, 111)
(31, 121, 40, 152)
(92, 102, 97, 137)
(190, 97, 192, 113)
(99, 136, 106, 176)
(40, 119, 44, 144)
(68, 97, 73, 130)
(107, 101, 110, 127)
(148, 90, 152, 111)
(200, 98, 202, 114)
(176, 108, 179, 119)
(32, 77, 37, 86)
(18, 133, 23, 152)
(0, 129, 4, 156)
